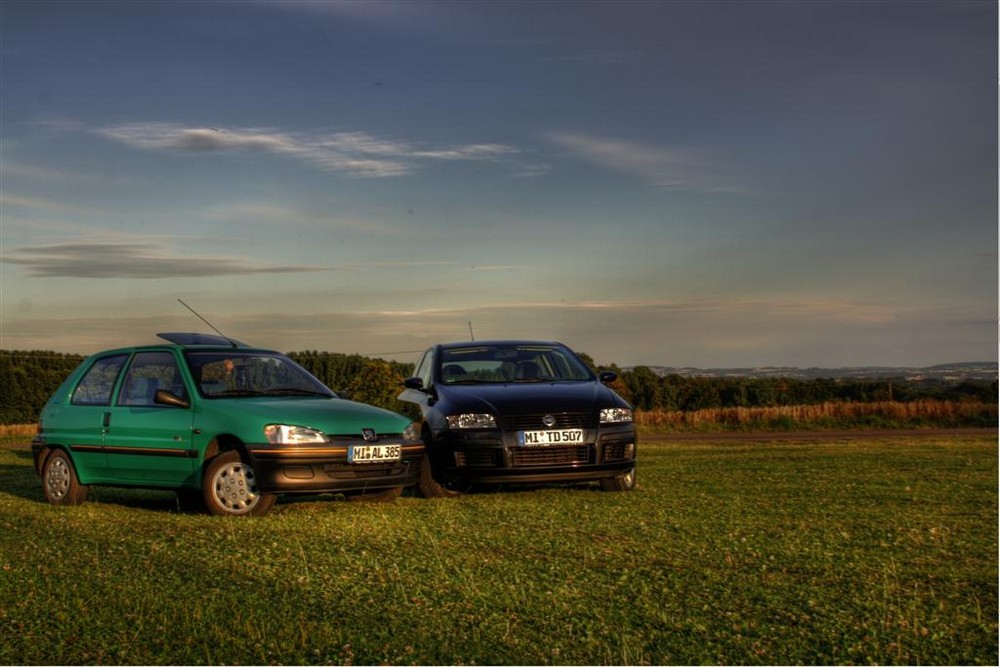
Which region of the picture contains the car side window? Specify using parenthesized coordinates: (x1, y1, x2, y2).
(118, 352, 186, 407)
(71, 354, 128, 406)
(414, 348, 435, 388)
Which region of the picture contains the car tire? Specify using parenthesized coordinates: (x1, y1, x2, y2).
(600, 466, 636, 492)
(417, 453, 462, 498)
(346, 486, 404, 503)
(41, 449, 88, 506)
(202, 450, 276, 517)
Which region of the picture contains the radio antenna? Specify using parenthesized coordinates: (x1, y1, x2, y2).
(468, 321, 475, 341)
(177, 299, 239, 348)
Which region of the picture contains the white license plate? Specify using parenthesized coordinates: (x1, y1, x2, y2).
(518, 429, 585, 446)
(349, 444, 401, 463)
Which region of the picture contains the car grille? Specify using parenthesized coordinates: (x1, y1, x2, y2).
(454, 449, 498, 468)
(511, 445, 591, 467)
(323, 463, 407, 479)
(602, 442, 630, 462)
(501, 412, 595, 430)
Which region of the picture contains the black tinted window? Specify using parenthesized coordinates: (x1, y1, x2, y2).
(438, 344, 593, 384)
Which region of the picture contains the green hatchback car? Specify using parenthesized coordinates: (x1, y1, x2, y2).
(31, 333, 424, 516)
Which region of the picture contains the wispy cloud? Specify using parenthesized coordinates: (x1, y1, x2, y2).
(204, 202, 407, 236)
(95, 123, 520, 178)
(546, 131, 748, 193)
(0, 193, 82, 212)
(5, 295, 988, 366)
(1, 160, 118, 185)
(3, 241, 329, 279)
(543, 51, 632, 65)
(373, 296, 897, 325)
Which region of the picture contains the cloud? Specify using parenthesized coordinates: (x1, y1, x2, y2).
(1, 161, 115, 185)
(4, 295, 992, 366)
(3, 241, 328, 279)
(0, 194, 81, 212)
(546, 131, 747, 192)
(95, 123, 521, 178)
(204, 202, 407, 236)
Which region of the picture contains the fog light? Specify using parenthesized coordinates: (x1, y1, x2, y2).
(282, 466, 315, 480)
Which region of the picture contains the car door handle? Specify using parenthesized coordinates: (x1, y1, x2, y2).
(103, 411, 112, 428)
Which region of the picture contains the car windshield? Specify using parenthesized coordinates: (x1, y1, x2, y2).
(438, 344, 594, 385)
(185, 351, 335, 398)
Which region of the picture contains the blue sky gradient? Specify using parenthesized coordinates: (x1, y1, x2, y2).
(2, 0, 996, 367)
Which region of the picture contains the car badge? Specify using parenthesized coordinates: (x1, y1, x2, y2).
(361, 428, 377, 442)
(542, 414, 556, 428)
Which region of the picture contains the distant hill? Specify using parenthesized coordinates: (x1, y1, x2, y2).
(632, 362, 998, 383)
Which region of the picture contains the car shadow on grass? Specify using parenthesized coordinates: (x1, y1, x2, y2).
(0, 459, 197, 513)
(86, 487, 187, 513)
(468, 481, 605, 495)
(0, 453, 46, 503)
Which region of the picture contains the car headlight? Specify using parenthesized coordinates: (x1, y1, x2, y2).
(263, 424, 328, 445)
(446, 413, 497, 429)
(600, 407, 633, 423)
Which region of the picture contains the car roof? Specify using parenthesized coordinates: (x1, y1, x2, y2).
(87, 333, 271, 357)
(437, 339, 566, 350)
(157, 332, 250, 347)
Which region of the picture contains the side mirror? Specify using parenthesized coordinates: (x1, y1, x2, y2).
(598, 371, 618, 385)
(154, 389, 190, 409)
(403, 377, 424, 390)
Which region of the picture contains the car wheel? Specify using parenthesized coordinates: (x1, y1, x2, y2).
(346, 486, 404, 503)
(600, 466, 636, 492)
(41, 449, 88, 506)
(203, 450, 276, 517)
(417, 453, 463, 498)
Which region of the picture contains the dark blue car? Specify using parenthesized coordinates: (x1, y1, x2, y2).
(398, 340, 636, 496)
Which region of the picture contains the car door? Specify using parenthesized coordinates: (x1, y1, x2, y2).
(104, 350, 196, 485)
(52, 352, 130, 483)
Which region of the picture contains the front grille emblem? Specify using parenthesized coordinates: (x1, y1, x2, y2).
(542, 414, 556, 428)
(361, 428, 377, 442)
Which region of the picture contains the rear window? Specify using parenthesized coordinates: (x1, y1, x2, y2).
(71, 354, 128, 406)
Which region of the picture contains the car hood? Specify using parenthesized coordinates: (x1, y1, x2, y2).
(204, 396, 411, 436)
(437, 381, 629, 415)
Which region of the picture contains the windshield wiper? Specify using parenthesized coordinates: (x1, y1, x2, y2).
(262, 387, 333, 397)
(208, 389, 266, 397)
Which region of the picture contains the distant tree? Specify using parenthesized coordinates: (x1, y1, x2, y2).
(0, 351, 85, 424)
(624, 366, 662, 411)
(659, 374, 683, 410)
(576, 351, 597, 372)
(343, 359, 406, 413)
(679, 377, 722, 411)
(718, 378, 750, 408)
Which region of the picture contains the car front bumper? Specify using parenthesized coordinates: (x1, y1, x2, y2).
(432, 424, 636, 486)
(246, 442, 425, 494)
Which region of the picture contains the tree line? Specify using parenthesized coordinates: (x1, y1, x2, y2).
(1, 349, 995, 425)
(604, 364, 997, 412)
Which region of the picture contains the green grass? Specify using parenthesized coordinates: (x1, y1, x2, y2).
(1, 434, 996, 665)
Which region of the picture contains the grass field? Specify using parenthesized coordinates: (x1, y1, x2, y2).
(1, 433, 996, 665)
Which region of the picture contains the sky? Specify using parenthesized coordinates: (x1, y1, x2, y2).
(1, 0, 997, 369)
